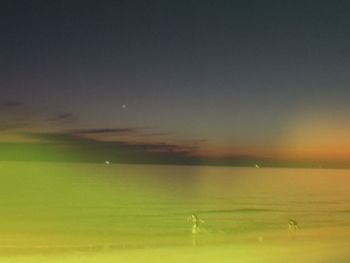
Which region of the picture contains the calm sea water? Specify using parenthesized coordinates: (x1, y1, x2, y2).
(95, 164, 350, 235)
(0, 162, 349, 251)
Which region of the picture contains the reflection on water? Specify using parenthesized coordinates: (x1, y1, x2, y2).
(95, 165, 350, 234)
(0, 162, 349, 253)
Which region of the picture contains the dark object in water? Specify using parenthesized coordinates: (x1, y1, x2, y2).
(288, 219, 299, 231)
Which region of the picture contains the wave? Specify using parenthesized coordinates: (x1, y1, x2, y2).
(198, 208, 280, 214)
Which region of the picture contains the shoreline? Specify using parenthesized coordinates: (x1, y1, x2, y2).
(1, 226, 349, 257)
(0, 235, 349, 263)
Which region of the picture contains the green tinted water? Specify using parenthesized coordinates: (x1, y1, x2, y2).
(0, 162, 349, 252)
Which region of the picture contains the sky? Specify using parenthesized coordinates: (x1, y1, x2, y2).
(1, 1, 350, 167)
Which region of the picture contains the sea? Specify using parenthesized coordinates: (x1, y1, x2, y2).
(0, 162, 349, 262)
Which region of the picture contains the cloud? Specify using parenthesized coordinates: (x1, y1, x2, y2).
(47, 113, 78, 123)
(0, 100, 24, 109)
(74, 128, 137, 135)
(28, 131, 197, 153)
(10, 131, 200, 164)
(0, 99, 79, 134)
(2, 130, 349, 168)
(70, 127, 180, 144)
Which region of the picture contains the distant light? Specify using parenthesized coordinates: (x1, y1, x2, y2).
(122, 104, 126, 109)
(105, 160, 110, 165)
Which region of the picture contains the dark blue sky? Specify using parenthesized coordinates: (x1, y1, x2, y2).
(1, 1, 350, 162)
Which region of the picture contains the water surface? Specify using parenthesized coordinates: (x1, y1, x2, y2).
(0, 162, 349, 262)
